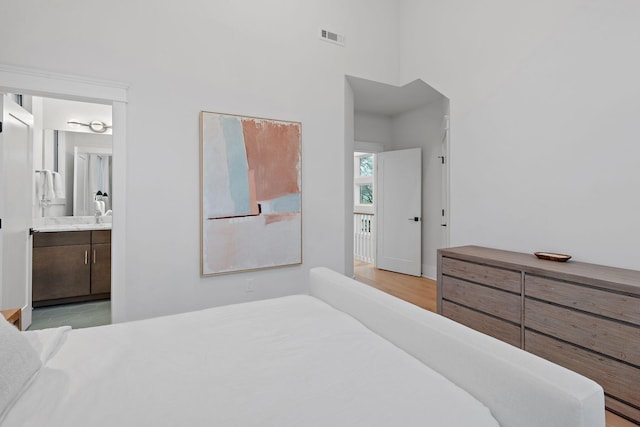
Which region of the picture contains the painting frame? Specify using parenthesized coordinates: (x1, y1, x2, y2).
(200, 111, 302, 276)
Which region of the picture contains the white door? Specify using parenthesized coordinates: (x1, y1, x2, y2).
(0, 95, 33, 318)
(376, 148, 422, 276)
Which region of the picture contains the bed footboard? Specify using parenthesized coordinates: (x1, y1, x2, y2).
(309, 267, 605, 427)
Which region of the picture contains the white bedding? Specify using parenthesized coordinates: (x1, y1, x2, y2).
(4, 295, 500, 427)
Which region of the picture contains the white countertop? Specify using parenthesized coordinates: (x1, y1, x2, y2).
(32, 216, 112, 233)
(33, 223, 112, 233)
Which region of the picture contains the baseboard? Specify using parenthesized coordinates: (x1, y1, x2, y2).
(422, 264, 436, 280)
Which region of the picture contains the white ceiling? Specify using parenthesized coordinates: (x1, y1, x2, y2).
(347, 76, 445, 116)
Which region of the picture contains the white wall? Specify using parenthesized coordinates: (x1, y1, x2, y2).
(0, 0, 399, 320)
(344, 81, 356, 277)
(354, 111, 392, 145)
(399, 0, 640, 270)
(390, 99, 447, 278)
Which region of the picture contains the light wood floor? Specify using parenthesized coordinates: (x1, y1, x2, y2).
(353, 260, 636, 427)
(354, 259, 437, 311)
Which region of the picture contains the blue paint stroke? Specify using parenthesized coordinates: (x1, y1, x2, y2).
(269, 193, 300, 213)
(220, 116, 250, 215)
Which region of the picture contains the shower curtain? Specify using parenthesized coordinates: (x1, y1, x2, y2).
(76, 154, 112, 215)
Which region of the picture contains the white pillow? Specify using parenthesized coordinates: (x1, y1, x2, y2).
(0, 314, 42, 419)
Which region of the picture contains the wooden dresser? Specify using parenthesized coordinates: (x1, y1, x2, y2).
(437, 245, 640, 424)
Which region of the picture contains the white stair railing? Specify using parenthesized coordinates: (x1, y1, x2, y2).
(354, 213, 375, 263)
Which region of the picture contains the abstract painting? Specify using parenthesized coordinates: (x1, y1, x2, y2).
(200, 111, 302, 275)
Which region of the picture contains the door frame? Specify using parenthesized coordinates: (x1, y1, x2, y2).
(441, 114, 451, 250)
(0, 63, 129, 323)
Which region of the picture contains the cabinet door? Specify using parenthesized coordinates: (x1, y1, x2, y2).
(32, 245, 91, 301)
(91, 243, 111, 294)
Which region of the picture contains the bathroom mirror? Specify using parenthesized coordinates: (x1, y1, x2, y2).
(32, 97, 112, 219)
(73, 146, 112, 216)
(34, 130, 112, 218)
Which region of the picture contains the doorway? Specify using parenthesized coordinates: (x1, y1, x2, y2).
(353, 151, 376, 265)
(29, 96, 113, 330)
(0, 64, 127, 328)
(346, 75, 450, 281)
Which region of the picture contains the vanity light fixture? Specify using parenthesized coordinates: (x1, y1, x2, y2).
(67, 120, 111, 133)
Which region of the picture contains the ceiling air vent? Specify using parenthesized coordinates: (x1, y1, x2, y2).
(319, 28, 345, 46)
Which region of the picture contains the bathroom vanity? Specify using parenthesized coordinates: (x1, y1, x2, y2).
(32, 225, 111, 307)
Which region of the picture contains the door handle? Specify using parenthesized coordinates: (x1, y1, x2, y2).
(93, 249, 96, 264)
(408, 217, 421, 222)
(84, 250, 88, 265)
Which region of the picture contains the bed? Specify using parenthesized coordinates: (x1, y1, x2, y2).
(1, 267, 605, 426)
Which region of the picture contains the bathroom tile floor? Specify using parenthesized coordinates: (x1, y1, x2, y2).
(28, 300, 111, 330)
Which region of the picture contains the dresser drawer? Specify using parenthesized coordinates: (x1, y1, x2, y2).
(443, 301, 521, 347)
(525, 330, 640, 414)
(525, 298, 640, 366)
(441, 257, 521, 293)
(441, 276, 521, 323)
(606, 397, 640, 426)
(525, 275, 640, 325)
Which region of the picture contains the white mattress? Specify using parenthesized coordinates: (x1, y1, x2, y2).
(5, 295, 499, 427)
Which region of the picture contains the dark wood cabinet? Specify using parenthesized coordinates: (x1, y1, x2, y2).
(32, 243, 91, 301)
(438, 245, 640, 424)
(33, 230, 111, 307)
(91, 231, 111, 295)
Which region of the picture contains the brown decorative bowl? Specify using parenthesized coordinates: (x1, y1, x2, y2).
(534, 252, 572, 262)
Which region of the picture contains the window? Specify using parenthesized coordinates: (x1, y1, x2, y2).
(359, 184, 373, 204)
(359, 155, 373, 177)
(354, 153, 375, 213)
